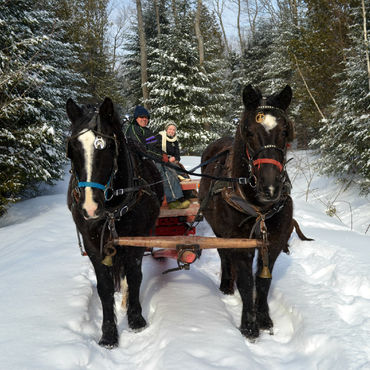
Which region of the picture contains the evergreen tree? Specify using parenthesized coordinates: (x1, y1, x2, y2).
(120, 0, 162, 110)
(146, 0, 230, 153)
(231, 18, 294, 125)
(0, 0, 84, 214)
(312, 3, 370, 193)
(290, 0, 356, 145)
(55, 0, 123, 104)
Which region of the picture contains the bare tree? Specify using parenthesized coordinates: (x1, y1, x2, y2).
(259, 0, 279, 24)
(213, 0, 230, 55)
(108, 6, 130, 72)
(135, 0, 149, 106)
(195, 0, 205, 65)
(236, 0, 245, 54)
(244, 0, 259, 41)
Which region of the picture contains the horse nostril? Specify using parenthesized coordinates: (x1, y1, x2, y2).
(261, 185, 277, 200)
(82, 206, 101, 220)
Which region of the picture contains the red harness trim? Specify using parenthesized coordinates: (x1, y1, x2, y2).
(246, 148, 283, 172)
(253, 158, 283, 172)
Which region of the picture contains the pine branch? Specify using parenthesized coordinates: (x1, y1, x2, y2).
(293, 54, 326, 121)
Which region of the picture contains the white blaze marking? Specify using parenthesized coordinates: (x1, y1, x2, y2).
(78, 131, 98, 218)
(261, 114, 277, 133)
(268, 185, 275, 197)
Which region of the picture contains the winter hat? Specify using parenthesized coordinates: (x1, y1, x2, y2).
(134, 106, 150, 119)
(165, 122, 177, 130)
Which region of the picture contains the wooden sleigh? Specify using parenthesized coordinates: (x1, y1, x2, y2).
(113, 179, 264, 273)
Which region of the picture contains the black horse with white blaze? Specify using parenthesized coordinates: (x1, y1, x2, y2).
(199, 85, 311, 340)
(66, 97, 163, 348)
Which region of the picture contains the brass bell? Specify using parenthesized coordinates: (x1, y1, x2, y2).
(102, 255, 113, 267)
(259, 265, 272, 279)
(101, 243, 116, 267)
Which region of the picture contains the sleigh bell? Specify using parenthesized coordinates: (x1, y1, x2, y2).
(259, 265, 272, 279)
(101, 243, 117, 267)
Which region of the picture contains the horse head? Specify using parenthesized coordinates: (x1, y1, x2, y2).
(66, 97, 120, 220)
(238, 84, 294, 205)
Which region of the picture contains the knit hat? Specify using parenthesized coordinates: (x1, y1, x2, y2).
(134, 106, 150, 119)
(165, 122, 177, 130)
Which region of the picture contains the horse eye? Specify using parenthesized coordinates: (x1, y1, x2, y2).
(94, 136, 106, 150)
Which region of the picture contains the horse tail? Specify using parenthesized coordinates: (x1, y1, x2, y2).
(111, 250, 125, 292)
(293, 218, 314, 241)
(111, 254, 128, 309)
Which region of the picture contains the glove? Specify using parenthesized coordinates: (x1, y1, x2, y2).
(162, 153, 169, 162)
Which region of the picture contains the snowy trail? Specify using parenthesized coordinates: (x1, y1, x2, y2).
(0, 153, 369, 369)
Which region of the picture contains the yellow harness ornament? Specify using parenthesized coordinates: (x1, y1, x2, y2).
(256, 112, 265, 123)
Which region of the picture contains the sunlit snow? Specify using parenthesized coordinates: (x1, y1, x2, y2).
(0, 151, 369, 369)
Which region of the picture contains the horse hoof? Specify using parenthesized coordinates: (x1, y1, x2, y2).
(99, 321, 118, 348)
(220, 286, 234, 295)
(128, 314, 147, 331)
(98, 336, 119, 349)
(240, 324, 259, 340)
(257, 312, 273, 331)
(220, 281, 234, 295)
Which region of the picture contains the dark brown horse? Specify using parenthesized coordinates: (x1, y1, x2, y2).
(199, 84, 310, 340)
(66, 98, 163, 348)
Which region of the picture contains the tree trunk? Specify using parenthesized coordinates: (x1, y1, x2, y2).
(171, 0, 178, 28)
(135, 0, 149, 107)
(245, 0, 258, 41)
(236, 0, 244, 54)
(214, 0, 229, 55)
(195, 0, 205, 66)
(361, 0, 370, 92)
(154, 0, 161, 37)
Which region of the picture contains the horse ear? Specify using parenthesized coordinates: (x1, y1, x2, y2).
(276, 85, 292, 111)
(99, 97, 114, 120)
(242, 85, 260, 111)
(66, 98, 82, 122)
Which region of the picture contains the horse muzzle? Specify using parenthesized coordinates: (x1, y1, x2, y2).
(257, 184, 282, 204)
(77, 187, 106, 220)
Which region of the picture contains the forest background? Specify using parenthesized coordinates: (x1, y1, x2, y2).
(0, 0, 369, 215)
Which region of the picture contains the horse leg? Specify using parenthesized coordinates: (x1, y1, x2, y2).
(124, 248, 147, 330)
(255, 244, 281, 332)
(218, 249, 235, 294)
(235, 252, 259, 339)
(90, 258, 118, 348)
(255, 276, 273, 331)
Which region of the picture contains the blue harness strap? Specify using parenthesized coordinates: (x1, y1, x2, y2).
(77, 181, 107, 190)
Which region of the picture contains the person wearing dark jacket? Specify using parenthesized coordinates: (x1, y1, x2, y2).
(124, 105, 162, 160)
(125, 107, 189, 209)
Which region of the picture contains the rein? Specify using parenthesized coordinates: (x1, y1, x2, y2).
(130, 146, 254, 186)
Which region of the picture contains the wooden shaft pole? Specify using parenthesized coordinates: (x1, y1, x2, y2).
(114, 236, 264, 249)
